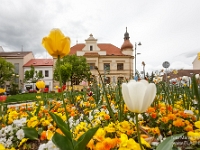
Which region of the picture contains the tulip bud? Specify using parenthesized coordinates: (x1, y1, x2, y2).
(42, 28, 71, 58)
(36, 80, 45, 89)
(122, 79, 156, 113)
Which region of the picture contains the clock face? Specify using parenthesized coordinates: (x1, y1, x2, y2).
(162, 61, 170, 68)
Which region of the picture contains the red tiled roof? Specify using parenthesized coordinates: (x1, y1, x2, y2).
(23, 59, 53, 67)
(70, 43, 125, 56)
(84, 52, 99, 56)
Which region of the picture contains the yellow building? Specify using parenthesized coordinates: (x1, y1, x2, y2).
(69, 28, 134, 84)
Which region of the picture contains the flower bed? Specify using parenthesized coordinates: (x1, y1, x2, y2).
(0, 76, 200, 150)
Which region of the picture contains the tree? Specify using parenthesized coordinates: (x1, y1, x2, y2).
(53, 62, 72, 84)
(24, 65, 44, 90)
(53, 55, 91, 86)
(0, 57, 14, 87)
(149, 71, 155, 82)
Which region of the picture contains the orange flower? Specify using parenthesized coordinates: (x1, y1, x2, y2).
(56, 128, 64, 135)
(87, 139, 95, 150)
(70, 111, 75, 117)
(184, 125, 193, 132)
(127, 129, 134, 136)
(40, 131, 47, 141)
(173, 119, 185, 127)
(167, 105, 173, 112)
(150, 112, 157, 119)
(179, 111, 188, 118)
(160, 106, 166, 114)
(147, 107, 155, 113)
(150, 127, 160, 135)
(167, 113, 176, 120)
(104, 114, 110, 120)
(161, 117, 169, 124)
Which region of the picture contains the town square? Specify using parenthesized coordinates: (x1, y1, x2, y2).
(0, 1, 200, 150)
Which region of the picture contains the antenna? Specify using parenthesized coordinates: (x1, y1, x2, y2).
(21, 45, 23, 52)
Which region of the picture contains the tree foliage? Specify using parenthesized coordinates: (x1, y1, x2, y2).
(53, 55, 91, 85)
(24, 65, 44, 83)
(0, 57, 14, 86)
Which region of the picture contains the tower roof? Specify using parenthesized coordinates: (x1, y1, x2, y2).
(121, 27, 133, 50)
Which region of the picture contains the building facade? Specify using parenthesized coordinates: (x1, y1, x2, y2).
(69, 29, 134, 84)
(0, 51, 34, 91)
(23, 59, 54, 91)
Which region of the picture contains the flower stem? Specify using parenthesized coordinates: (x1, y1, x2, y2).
(135, 113, 143, 150)
(58, 55, 70, 131)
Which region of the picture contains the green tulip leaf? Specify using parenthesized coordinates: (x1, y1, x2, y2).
(192, 75, 200, 101)
(156, 133, 185, 150)
(23, 127, 38, 140)
(26, 111, 33, 118)
(49, 112, 73, 141)
(34, 102, 41, 116)
(74, 126, 99, 150)
(52, 132, 74, 150)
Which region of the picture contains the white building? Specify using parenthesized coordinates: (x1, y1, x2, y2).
(23, 59, 54, 91)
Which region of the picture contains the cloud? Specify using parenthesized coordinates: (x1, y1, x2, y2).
(0, 0, 200, 74)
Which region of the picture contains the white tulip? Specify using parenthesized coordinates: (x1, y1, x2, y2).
(195, 74, 200, 79)
(122, 79, 156, 113)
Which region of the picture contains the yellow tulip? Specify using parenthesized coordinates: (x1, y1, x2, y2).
(42, 28, 71, 58)
(36, 80, 45, 89)
(122, 80, 156, 113)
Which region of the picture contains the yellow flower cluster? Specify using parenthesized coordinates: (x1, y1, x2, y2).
(0, 88, 5, 94)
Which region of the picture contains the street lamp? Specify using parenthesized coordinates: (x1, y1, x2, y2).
(135, 42, 142, 78)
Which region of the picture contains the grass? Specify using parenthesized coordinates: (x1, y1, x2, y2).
(5, 92, 62, 104)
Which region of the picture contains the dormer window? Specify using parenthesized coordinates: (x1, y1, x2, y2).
(90, 45, 93, 51)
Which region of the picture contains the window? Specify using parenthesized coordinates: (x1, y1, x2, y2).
(45, 70, 49, 77)
(117, 63, 124, 70)
(89, 63, 95, 70)
(90, 46, 93, 51)
(104, 63, 110, 71)
(14, 63, 19, 74)
(104, 77, 110, 84)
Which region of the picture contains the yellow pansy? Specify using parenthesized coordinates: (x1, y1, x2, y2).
(18, 138, 29, 147)
(195, 121, 200, 129)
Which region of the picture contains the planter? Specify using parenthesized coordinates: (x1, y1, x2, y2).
(0, 95, 7, 102)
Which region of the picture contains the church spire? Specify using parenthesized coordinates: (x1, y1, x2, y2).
(124, 27, 130, 40)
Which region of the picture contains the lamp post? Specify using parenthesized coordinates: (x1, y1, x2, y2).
(135, 42, 142, 78)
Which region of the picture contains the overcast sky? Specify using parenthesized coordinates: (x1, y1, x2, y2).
(0, 0, 200, 74)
